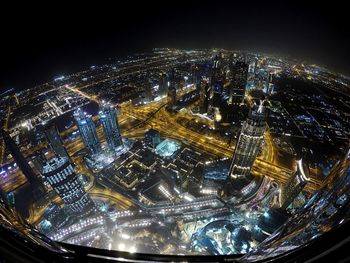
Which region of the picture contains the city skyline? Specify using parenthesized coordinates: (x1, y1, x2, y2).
(1, 47, 349, 258)
(1, 1, 349, 90)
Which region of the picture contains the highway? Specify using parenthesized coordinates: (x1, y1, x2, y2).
(1, 80, 323, 227)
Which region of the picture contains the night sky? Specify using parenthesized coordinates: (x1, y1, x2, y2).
(1, 1, 349, 90)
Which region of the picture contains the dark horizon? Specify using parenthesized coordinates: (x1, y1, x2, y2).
(1, 1, 349, 90)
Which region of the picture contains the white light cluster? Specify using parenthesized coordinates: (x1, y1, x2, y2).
(68, 231, 100, 245)
(158, 184, 173, 200)
(159, 200, 218, 213)
(113, 210, 133, 218)
(127, 221, 152, 228)
(50, 216, 104, 241)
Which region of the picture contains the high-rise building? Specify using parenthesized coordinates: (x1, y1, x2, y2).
(267, 72, 274, 95)
(281, 159, 309, 209)
(167, 86, 177, 108)
(191, 64, 200, 89)
(74, 108, 101, 155)
(199, 80, 210, 114)
(1, 130, 45, 197)
(167, 69, 177, 108)
(99, 102, 123, 151)
(44, 125, 70, 160)
(42, 157, 95, 216)
(158, 73, 167, 97)
(144, 81, 153, 103)
(208, 55, 222, 112)
(228, 61, 249, 105)
(228, 101, 266, 189)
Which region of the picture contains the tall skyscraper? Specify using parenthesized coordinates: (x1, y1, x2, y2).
(228, 101, 266, 189)
(167, 69, 177, 108)
(44, 125, 70, 160)
(158, 73, 167, 97)
(191, 64, 200, 89)
(208, 55, 222, 112)
(281, 159, 309, 209)
(267, 72, 274, 95)
(144, 81, 153, 103)
(199, 80, 210, 114)
(228, 61, 249, 105)
(74, 108, 101, 155)
(1, 130, 45, 197)
(42, 157, 95, 216)
(99, 102, 123, 151)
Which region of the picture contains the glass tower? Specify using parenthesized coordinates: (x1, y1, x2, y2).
(280, 159, 310, 209)
(99, 102, 123, 151)
(74, 108, 101, 155)
(228, 101, 266, 190)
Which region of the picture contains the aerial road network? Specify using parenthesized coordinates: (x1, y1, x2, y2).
(0, 48, 350, 260)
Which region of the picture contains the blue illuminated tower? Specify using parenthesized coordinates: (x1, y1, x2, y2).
(74, 108, 101, 154)
(99, 102, 123, 151)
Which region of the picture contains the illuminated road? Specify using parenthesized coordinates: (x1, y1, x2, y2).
(61, 91, 321, 193)
(2, 78, 323, 225)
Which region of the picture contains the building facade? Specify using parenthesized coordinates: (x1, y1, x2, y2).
(228, 102, 266, 190)
(44, 125, 70, 160)
(167, 69, 177, 108)
(42, 157, 95, 216)
(281, 159, 309, 209)
(99, 102, 123, 151)
(228, 61, 249, 105)
(74, 108, 101, 154)
(158, 73, 167, 97)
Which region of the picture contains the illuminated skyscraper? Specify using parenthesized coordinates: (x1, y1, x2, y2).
(99, 102, 123, 151)
(208, 54, 222, 112)
(228, 61, 249, 105)
(74, 108, 101, 154)
(44, 125, 70, 160)
(42, 157, 95, 216)
(281, 159, 309, 209)
(228, 101, 266, 189)
(167, 69, 177, 108)
(158, 72, 167, 97)
(1, 130, 45, 197)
